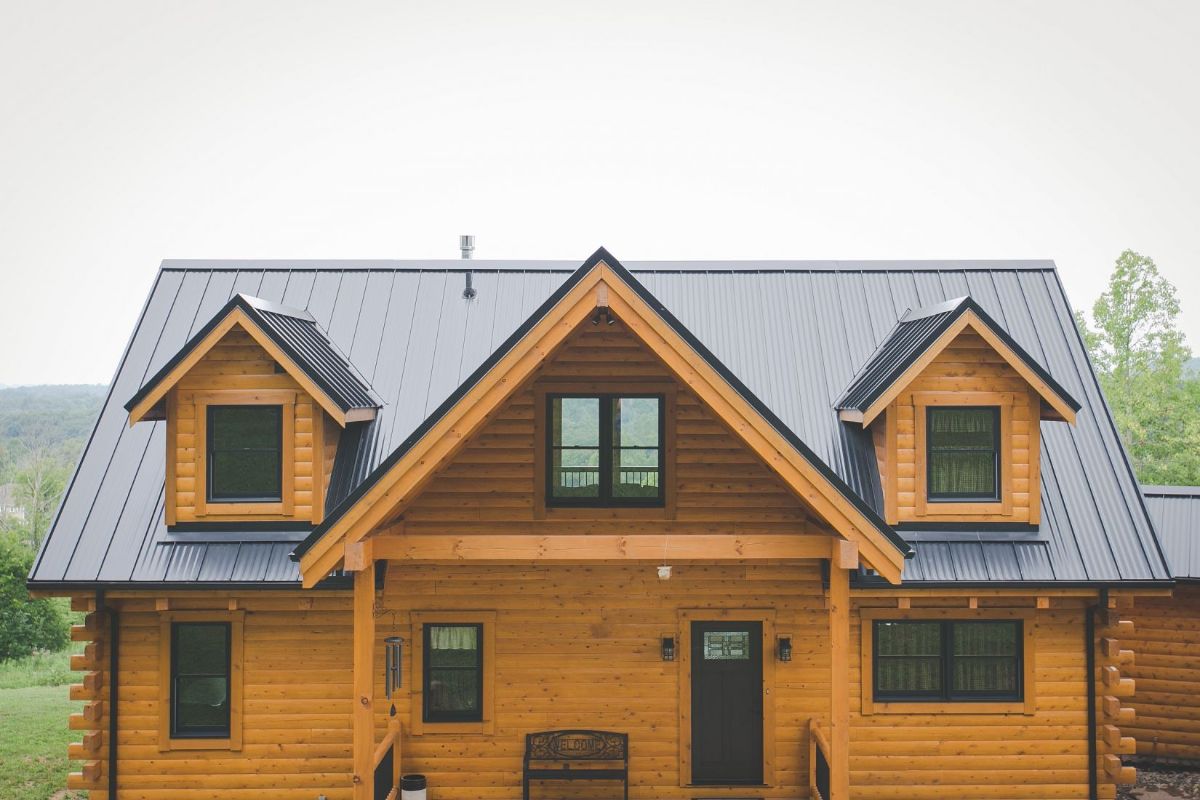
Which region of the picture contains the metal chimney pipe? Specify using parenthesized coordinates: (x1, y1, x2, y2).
(459, 235, 475, 260)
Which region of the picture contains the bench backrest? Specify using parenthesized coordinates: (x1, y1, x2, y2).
(524, 730, 628, 764)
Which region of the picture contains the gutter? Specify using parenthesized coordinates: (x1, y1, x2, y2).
(96, 589, 118, 799)
(1085, 588, 1106, 800)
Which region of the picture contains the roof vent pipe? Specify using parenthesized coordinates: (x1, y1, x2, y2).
(460, 235, 477, 299)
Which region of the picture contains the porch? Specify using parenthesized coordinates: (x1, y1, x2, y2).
(349, 553, 854, 800)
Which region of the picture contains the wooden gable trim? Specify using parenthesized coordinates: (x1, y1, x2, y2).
(844, 311, 1078, 428)
(127, 308, 372, 428)
(298, 259, 909, 587)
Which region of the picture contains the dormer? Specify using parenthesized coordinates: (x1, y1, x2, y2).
(837, 297, 1081, 527)
(125, 294, 381, 525)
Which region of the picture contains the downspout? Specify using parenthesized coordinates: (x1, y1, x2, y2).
(1085, 588, 1107, 800)
(97, 589, 118, 798)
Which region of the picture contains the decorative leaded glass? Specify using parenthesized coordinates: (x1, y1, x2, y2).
(703, 630, 750, 660)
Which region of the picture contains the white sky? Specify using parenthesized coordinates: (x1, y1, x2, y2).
(1, 1, 1198, 385)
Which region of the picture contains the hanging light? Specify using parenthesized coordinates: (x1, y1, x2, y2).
(384, 636, 404, 699)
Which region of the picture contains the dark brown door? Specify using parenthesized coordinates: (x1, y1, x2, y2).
(690, 621, 764, 785)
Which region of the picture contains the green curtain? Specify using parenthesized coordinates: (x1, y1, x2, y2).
(928, 408, 997, 497)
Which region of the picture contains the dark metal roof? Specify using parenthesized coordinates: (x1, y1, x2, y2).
(1143, 486, 1200, 581)
(29, 256, 1171, 588)
(125, 293, 380, 417)
(836, 295, 1081, 417)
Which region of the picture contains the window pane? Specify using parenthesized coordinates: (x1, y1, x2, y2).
(951, 622, 1020, 695)
(208, 405, 282, 501)
(175, 623, 228, 674)
(550, 398, 600, 498)
(611, 397, 661, 499)
(175, 675, 230, 730)
(426, 668, 480, 714)
(210, 406, 280, 449)
(428, 625, 480, 667)
(875, 621, 943, 696)
(928, 407, 998, 498)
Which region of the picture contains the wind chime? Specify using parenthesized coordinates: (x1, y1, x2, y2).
(375, 605, 405, 717)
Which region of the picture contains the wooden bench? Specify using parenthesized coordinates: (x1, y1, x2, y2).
(523, 730, 628, 800)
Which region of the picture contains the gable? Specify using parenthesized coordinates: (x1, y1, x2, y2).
(293, 251, 912, 587)
(399, 318, 833, 538)
(126, 295, 379, 427)
(837, 299, 1080, 427)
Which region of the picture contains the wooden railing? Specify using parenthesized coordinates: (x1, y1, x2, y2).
(373, 718, 402, 800)
(809, 718, 832, 800)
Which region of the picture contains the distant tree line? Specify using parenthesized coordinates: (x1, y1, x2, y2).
(0, 385, 104, 661)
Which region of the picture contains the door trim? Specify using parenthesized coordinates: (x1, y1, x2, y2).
(677, 609, 776, 788)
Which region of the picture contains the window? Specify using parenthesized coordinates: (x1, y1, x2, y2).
(926, 406, 1000, 501)
(873, 619, 1022, 702)
(170, 622, 232, 738)
(423, 623, 484, 723)
(547, 394, 663, 506)
(206, 405, 283, 503)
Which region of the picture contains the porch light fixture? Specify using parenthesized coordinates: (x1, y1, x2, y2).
(384, 636, 404, 699)
(661, 636, 676, 662)
(657, 564, 672, 580)
(777, 635, 792, 663)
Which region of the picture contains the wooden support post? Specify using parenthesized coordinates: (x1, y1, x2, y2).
(829, 560, 850, 800)
(352, 562, 376, 800)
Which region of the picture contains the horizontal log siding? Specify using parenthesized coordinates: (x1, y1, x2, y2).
(383, 562, 829, 798)
(850, 597, 1106, 800)
(403, 318, 831, 535)
(170, 325, 324, 523)
(890, 329, 1038, 524)
(110, 593, 354, 800)
(1125, 584, 1200, 763)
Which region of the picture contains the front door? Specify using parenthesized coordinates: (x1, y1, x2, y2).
(690, 621, 764, 785)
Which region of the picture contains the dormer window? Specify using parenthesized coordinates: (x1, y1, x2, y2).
(207, 405, 283, 503)
(547, 394, 663, 506)
(926, 407, 1000, 502)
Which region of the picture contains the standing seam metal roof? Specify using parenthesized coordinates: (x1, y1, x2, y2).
(29, 258, 1171, 587)
(1142, 486, 1200, 581)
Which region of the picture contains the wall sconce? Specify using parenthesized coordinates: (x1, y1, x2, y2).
(777, 635, 792, 663)
(384, 636, 404, 699)
(661, 636, 676, 662)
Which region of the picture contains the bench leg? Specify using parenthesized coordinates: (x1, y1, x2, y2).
(522, 771, 529, 800)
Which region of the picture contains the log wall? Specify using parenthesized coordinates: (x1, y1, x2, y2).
(1124, 584, 1200, 763)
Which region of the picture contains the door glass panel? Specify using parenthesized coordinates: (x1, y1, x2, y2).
(703, 630, 750, 660)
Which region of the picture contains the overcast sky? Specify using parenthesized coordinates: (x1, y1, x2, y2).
(1, 1, 1197, 385)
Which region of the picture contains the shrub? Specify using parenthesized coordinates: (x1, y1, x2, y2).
(0, 534, 69, 661)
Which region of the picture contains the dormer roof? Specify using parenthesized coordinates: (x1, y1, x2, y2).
(125, 293, 381, 426)
(836, 295, 1081, 426)
(1143, 485, 1200, 582)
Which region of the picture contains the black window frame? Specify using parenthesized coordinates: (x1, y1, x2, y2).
(545, 393, 665, 508)
(422, 622, 485, 724)
(926, 405, 1002, 502)
(872, 619, 1024, 703)
(170, 621, 233, 739)
(205, 404, 284, 504)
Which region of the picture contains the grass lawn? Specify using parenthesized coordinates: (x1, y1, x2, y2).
(0, 649, 84, 800)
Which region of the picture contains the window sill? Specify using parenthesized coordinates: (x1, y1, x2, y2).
(865, 700, 1031, 716)
(410, 720, 494, 735)
(539, 505, 670, 521)
(158, 737, 240, 752)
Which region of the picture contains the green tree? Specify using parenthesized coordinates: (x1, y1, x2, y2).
(1077, 250, 1200, 484)
(0, 533, 69, 661)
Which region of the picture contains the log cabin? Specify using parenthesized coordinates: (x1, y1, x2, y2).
(1125, 485, 1200, 765)
(28, 249, 1174, 800)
